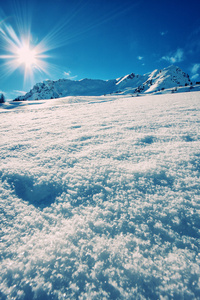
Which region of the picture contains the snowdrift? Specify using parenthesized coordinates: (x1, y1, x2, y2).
(1, 92, 200, 299)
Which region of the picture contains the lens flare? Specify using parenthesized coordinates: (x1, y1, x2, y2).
(0, 1, 137, 90)
(0, 18, 50, 85)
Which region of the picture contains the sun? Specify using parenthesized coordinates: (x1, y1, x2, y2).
(0, 19, 51, 83)
(17, 44, 37, 69)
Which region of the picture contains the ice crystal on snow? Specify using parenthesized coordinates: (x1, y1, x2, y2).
(1, 92, 200, 299)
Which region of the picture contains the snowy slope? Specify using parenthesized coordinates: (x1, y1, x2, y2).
(144, 65, 192, 94)
(14, 65, 192, 100)
(116, 65, 192, 95)
(17, 78, 116, 100)
(1, 92, 200, 299)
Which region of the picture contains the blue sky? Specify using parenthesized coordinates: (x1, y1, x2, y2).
(0, 0, 200, 100)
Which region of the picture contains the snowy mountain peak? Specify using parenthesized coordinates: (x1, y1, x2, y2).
(116, 72, 140, 86)
(14, 65, 192, 101)
(165, 65, 182, 71)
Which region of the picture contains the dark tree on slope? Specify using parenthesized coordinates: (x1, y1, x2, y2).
(0, 93, 5, 103)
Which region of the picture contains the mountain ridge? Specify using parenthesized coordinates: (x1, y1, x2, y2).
(14, 65, 194, 101)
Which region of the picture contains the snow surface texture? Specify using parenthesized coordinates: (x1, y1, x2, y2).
(1, 92, 200, 299)
(14, 65, 196, 101)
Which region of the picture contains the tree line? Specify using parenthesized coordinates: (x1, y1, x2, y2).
(0, 93, 5, 103)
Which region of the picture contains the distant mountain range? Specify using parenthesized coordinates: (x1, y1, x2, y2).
(14, 65, 198, 101)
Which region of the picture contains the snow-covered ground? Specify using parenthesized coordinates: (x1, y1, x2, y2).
(1, 92, 200, 299)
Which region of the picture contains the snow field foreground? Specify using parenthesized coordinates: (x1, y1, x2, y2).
(0, 93, 200, 299)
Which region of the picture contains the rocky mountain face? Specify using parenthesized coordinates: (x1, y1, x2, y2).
(14, 65, 192, 101)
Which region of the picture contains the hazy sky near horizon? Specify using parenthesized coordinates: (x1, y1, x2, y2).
(0, 0, 200, 99)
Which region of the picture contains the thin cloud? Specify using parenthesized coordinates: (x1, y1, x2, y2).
(191, 63, 200, 81)
(191, 73, 199, 81)
(160, 31, 168, 36)
(13, 90, 27, 95)
(137, 56, 143, 60)
(64, 71, 71, 76)
(162, 48, 184, 64)
(63, 71, 77, 80)
(191, 63, 200, 74)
